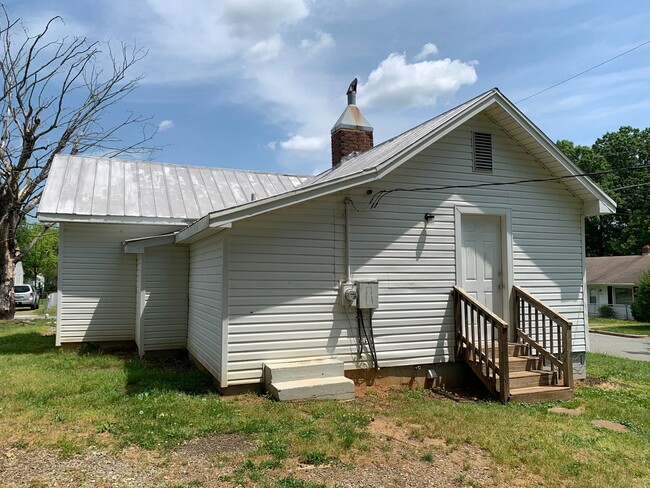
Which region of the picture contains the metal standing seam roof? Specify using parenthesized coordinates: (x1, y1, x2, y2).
(38, 155, 312, 223)
(586, 255, 650, 285)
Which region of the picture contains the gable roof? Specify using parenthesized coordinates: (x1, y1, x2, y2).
(38, 88, 616, 234)
(38, 155, 311, 225)
(587, 255, 650, 285)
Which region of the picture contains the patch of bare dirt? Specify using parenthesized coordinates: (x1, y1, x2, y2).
(591, 420, 628, 432)
(0, 423, 541, 487)
(173, 433, 256, 461)
(577, 376, 633, 390)
(286, 417, 543, 488)
(0, 434, 257, 487)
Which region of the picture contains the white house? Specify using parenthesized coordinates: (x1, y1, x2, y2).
(587, 245, 650, 319)
(38, 88, 615, 402)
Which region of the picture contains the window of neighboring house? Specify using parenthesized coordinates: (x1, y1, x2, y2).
(613, 287, 633, 305)
(589, 288, 598, 304)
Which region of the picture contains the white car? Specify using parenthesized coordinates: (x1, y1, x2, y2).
(14, 284, 39, 310)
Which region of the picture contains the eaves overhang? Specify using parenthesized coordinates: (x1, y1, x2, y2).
(38, 212, 194, 227)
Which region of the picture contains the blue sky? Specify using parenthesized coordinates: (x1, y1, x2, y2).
(12, 0, 650, 176)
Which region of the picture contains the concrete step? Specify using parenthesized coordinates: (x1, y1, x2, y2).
(509, 370, 555, 389)
(267, 376, 356, 402)
(508, 355, 540, 372)
(263, 359, 345, 384)
(510, 385, 573, 403)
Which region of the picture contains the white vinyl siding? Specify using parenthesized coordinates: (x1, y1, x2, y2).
(135, 254, 143, 353)
(58, 223, 180, 343)
(226, 113, 587, 385)
(187, 233, 224, 382)
(142, 245, 189, 351)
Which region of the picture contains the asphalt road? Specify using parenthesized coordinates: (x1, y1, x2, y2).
(589, 332, 650, 362)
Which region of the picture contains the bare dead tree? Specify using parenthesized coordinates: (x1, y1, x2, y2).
(0, 7, 157, 319)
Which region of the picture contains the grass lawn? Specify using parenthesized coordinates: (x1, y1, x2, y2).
(590, 317, 650, 336)
(1, 319, 649, 487)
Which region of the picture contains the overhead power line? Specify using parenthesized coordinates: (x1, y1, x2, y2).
(517, 39, 650, 103)
(367, 164, 650, 209)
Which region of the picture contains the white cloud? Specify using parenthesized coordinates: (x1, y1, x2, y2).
(222, 0, 309, 37)
(359, 52, 478, 109)
(279, 134, 328, 152)
(248, 35, 283, 62)
(414, 43, 438, 61)
(266, 141, 277, 151)
(157, 120, 175, 132)
(300, 31, 335, 52)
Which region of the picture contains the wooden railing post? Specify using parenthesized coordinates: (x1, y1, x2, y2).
(563, 323, 573, 388)
(454, 288, 462, 360)
(499, 325, 509, 403)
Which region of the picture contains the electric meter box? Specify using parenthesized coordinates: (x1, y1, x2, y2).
(339, 281, 358, 308)
(357, 280, 379, 309)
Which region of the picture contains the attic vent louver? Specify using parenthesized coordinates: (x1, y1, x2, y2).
(473, 132, 493, 172)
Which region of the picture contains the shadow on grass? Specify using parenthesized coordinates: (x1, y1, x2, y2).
(0, 324, 216, 397)
(0, 331, 55, 355)
(74, 342, 217, 397)
(123, 353, 216, 397)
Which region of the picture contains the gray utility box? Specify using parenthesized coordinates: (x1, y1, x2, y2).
(357, 280, 379, 309)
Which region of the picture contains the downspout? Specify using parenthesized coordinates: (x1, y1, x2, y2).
(344, 197, 352, 282)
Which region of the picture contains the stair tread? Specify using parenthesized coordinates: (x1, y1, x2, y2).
(509, 370, 554, 378)
(510, 385, 571, 394)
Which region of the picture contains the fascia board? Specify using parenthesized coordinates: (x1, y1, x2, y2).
(175, 215, 210, 243)
(123, 234, 177, 253)
(38, 212, 193, 226)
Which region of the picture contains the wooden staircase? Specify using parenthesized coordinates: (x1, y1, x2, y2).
(507, 342, 572, 403)
(453, 285, 574, 404)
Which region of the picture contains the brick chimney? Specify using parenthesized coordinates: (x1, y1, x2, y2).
(643, 244, 650, 256)
(331, 78, 373, 166)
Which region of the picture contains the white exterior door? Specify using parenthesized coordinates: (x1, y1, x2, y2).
(460, 215, 503, 316)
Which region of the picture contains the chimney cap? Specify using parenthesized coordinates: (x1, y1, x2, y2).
(332, 78, 372, 134)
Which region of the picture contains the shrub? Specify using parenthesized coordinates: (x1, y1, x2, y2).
(631, 271, 650, 321)
(598, 305, 616, 318)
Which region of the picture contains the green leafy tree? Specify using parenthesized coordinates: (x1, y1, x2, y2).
(16, 222, 58, 293)
(0, 7, 155, 319)
(558, 127, 650, 256)
(631, 271, 650, 322)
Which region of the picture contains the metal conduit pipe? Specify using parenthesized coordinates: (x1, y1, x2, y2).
(344, 197, 352, 282)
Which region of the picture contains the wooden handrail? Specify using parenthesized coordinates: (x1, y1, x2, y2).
(453, 286, 509, 330)
(454, 285, 510, 403)
(513, 286, 572, 329)
(514, 285, 573, 389)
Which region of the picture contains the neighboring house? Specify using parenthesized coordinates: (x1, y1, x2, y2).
(586, 245, 650, 319)
(38, 88, 615, 400)
(14, 261, 24, 284)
